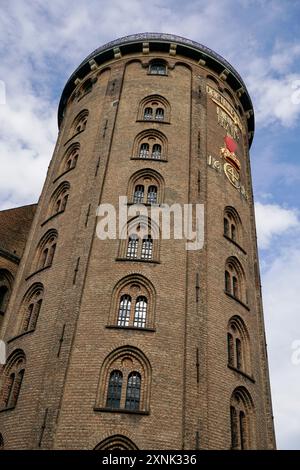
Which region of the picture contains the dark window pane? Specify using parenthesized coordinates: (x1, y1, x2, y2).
(133, 185, 144, 204)
(125, 372, 141, 410)
(141, 236, 153, 260)
(134, 296, 147, 328)
(147, 186, 157, 204)
(106, 370, 122, 409)
(117, 295, 131, 327)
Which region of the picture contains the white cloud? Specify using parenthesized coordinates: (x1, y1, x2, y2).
(255, 202, 300, 249)
(262, 244, 300, 449)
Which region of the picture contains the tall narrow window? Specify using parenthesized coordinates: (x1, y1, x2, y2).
(139, 143, 149, 159)
(117, 295, 131, 327)
(144, 108, 153, 120)
(225, 257, 245, 303)
(48, 243, 57, 266)
(133, 185, 144, 204)
(36, 231, 58, 272)
(0, 270, 13, 318)
(11, 369, 25, 407)
(127, 235, 139, 259)
(225, 270, 231, 293)
(227, 333, 234, 367)
(224, 218, 229, 237)
(232, 276, 239, 298)
(141, 236, 153, 260)
(125, 372, 141, 410)
(230, 387, 254, 450)
(73, 110, 88, 134)
(236, 338, 242, 370)
(155, 108, 164, 120)
(26, 299, 42, 332)
(0, 351, 26, 411)
(231, 224, 236, 242)
(239, 411, 247, 450)
(65, 148, 79, 172)
(227, 316, 251, 376)
(0, 286, 8, 312)
(4, 373, 15, 408)
(41, 248, 48, 269)
(147, 186, 157, 204)
(134, 296, 147, 328)
(224, 207, 242, 246)
(106, 370, 123, 409)
(20, 284, 44, 334)
(152, 144, 161, 159)
(230, 406, 238, 449)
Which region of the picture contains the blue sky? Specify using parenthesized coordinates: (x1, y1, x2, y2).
(0, 0, 300, 449)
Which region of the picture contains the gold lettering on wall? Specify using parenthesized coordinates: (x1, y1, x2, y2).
(217, 107, 240, 141)
(206, 85, 243, 133)
(207, 155, 249, 201)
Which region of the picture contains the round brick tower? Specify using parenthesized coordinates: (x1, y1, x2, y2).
(0, 33, 275, 450)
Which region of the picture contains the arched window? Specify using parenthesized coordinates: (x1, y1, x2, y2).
(139, 143, 149, 158)
(71, 109, 89, 135)
(126, 235, 139, 259)
(19, 283, 44, 334)
(0, 350, 26, 410)
(117, 295, 131, 326)
(133, 129, 167, 161)
(134, 297, 147, 328)
(144, 107, 153, 120)
(35, 229, 58, 272)
(230, 387, 255, 450)
(0, 270, 13, 315)
(79, 79, 94, 98)
(125, 372, 141, 410)
(141, 236, 153, 260)
(106, 370, 123, 409)
(149, 61, 167, 75)
(95, 435, 138, 450)
(117, 293, 148, 328)
(109, 274, 155, 329)
(152, 144, 161, 159)
(133, 185, 144, 204)
(155, 108, 164, 120)
(227, 316, 251, 375)
(60, 143, 80, 176)
(225, 257, 246, 304)
(138, 95, 170, 122)
(48, 182, 70, 219)
(147, 185, 157, 204)
(224, 207, 242, 246)
(96, 345, 151, 413)
(0, 286, 8, 312)
(119, 216, 159, 263)
(128, 169, 164, 205)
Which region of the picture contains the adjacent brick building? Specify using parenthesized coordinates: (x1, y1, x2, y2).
(0, 33, 276, 450)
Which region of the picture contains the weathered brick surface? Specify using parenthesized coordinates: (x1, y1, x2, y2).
(0, 41, 275, 450)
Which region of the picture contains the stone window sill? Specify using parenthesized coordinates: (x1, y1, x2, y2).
(41, 210, 64, 227)
(223, 234, 247, 255)
(227, 364, 255, 383)
(106, 325, 155, 333)
(225, 291, 250, 311)
(94, 407, 149, 416)
(25, 265, 51, 281)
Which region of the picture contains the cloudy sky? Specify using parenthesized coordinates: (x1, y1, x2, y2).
(0, 0, 299, 449)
